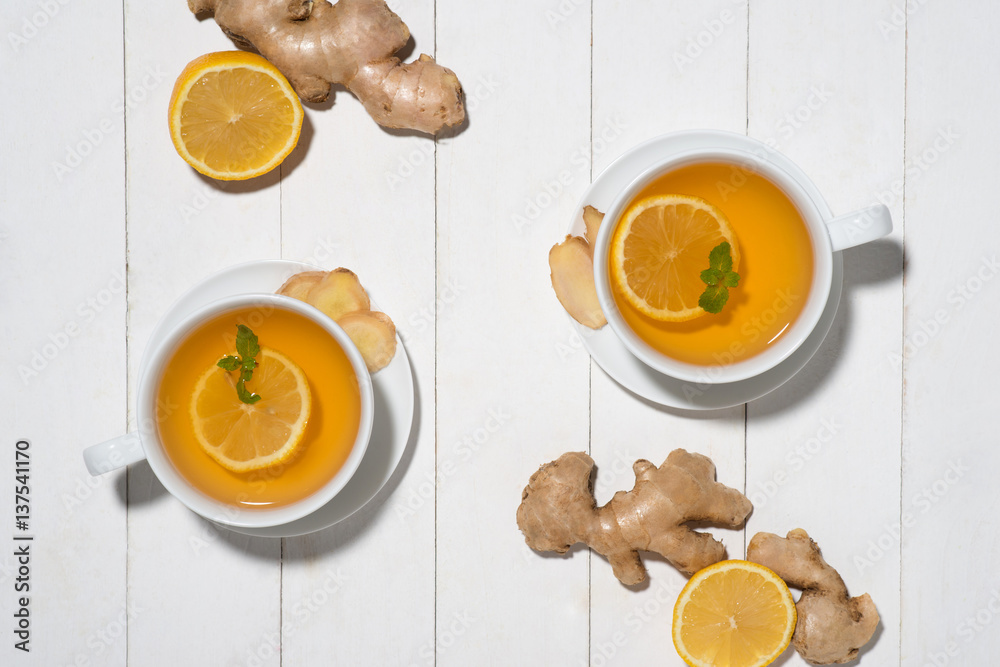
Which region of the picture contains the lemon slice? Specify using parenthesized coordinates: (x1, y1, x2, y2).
(673, 560, 796, 667)
(190, 347, 311, 472)
(610, 194, 739, 321)
(168, 51, 303, 181)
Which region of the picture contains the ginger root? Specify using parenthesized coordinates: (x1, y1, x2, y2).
(306, 268, 371, 321)
(583, 204, 604, 247)
(748, 529, 880, 665)
(549, 205, 608, 330)
(517, 449, 752, 585)
(189, 0, 465, 134)
(277, 270, 326, 301)
(277, 268, 396, 373)
(549, 236, 606, 329)
(337, 310, 397, 373)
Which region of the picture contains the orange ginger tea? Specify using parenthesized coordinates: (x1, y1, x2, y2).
(155, 305, 362, 510)
(610, 161, 814, 367)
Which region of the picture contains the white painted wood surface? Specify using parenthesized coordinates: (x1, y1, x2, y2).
(745, 4, 904, 666)
(0, 0, 995, 665)
(589, 3, 749, 664)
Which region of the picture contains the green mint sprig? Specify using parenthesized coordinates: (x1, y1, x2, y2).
(217, 324, 262, 404)
(698, 242, 741, 314)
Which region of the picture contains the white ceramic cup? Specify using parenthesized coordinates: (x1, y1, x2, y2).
(593, 132, 892, 385)
(82, 293, 374, 528)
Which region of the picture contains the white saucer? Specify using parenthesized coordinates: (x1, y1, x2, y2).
(569, 131, 844, 410)
(140, 259, 415, 537)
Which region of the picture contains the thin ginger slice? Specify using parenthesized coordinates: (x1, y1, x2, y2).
(337, 310, 397, 373)
(549, 235, 606, 329)
(277, 271, 326, 301)
(583, 205, 604, 247)
(277, 268, 396, 373)
(306, 268, 371, 321)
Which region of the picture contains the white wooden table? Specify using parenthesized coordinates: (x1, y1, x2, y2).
(1, 1, 995, 665)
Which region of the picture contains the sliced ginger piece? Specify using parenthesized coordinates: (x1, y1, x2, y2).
(583, 205, 605, 247)
(277, 271, 326, 301)
(276, 268, 396, 372)
(306, 268, 371, 321)
(337, 311, 397, 373)
(549, 235, 606, 329)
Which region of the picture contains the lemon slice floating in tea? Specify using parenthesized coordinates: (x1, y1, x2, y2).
(168, 51, 303, 181)
(672, 560, 796, 667)
(190, 347, 311, 473)
(611, 194, 740, 322)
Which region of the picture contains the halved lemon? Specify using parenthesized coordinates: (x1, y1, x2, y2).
(610, 194, 739, 321)
(168, 51, 303, 181)
(673, 560, 796, 667)
(190, 347, 311, 473)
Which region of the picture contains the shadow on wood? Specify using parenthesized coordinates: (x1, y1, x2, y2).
(750, 236, 905, 417)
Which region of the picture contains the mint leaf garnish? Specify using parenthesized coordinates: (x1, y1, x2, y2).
(699, 284, 731, 313)
(709, 242, 733, 273)
(235, 377, 261, 405)
(235, 324, 260, 360)
(217, 325, 262, 404)
(217, 356, 241, 371)
(700, 268, 724, 286)
(699, 242, 740, 314)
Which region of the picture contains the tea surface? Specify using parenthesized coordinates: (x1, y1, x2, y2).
(610, 161, 814, 367)
(156, 306, 362, 510)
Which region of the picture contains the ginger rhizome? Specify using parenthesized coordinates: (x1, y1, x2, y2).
(549, 236, 606, 329)
(277, 268, 396, 373)
(582, 204, 603, 247)
(189, 0, 465, 135)
(337, 311, 397, 373)
(517, 449, 752, 585)
(748, 529, 880, 665)
(306, 268, 371, 321)
(550, 205, 607, 329)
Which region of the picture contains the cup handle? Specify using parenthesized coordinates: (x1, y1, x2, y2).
(83, 432, 146, 476)
(825, 204, 893, 252)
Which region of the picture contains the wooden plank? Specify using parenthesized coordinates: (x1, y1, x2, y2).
(122, 2, 283, 665)
(0, 0, 127, 663)
(902, 1, 1000, 664)
(435, 1, 592, 663)
(746, 1, 903, 665)
(278, 3, 438, 664)
(589, 2, 749, 664)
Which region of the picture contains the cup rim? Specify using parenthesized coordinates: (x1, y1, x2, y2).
(593, 140, 835, 385)
(136, 292, 374, 528)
